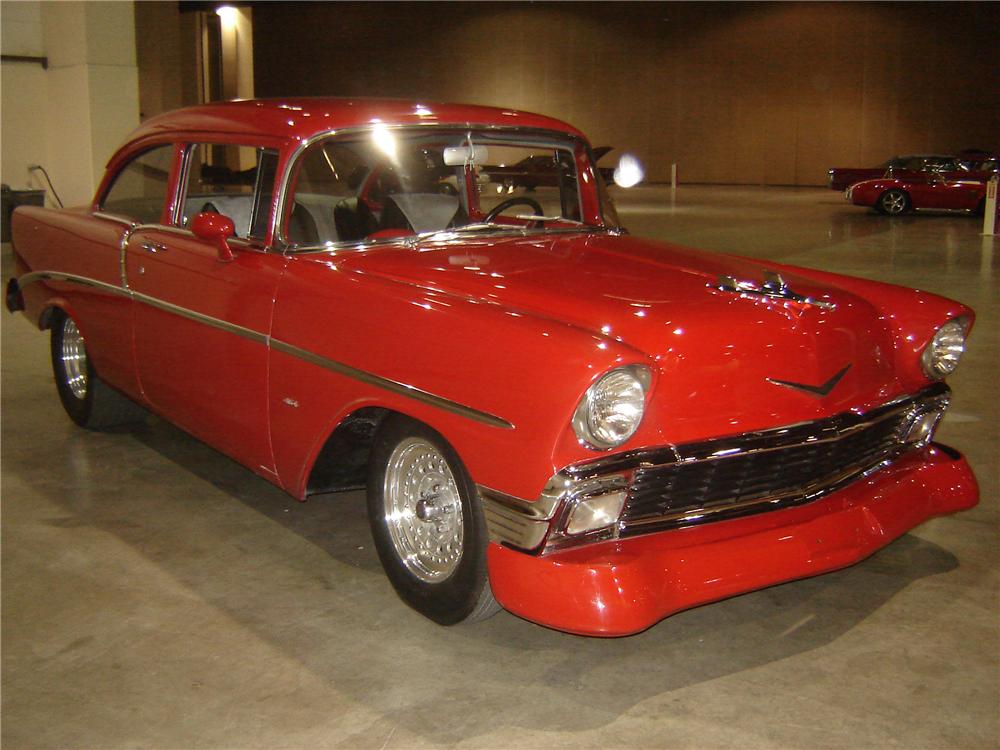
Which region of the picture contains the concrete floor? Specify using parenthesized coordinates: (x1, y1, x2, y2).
(3, 186, 997, 749)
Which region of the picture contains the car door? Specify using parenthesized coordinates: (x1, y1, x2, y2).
(75, 143, 180, 400)
(910, 168, 980, 210)
(124, 142, 285, 478)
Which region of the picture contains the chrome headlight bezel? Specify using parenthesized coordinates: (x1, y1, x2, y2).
(920, 317, 969, 380)
(572, 365, 651, 451)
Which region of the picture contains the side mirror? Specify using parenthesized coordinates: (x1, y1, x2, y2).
(191, 211, 236, 261)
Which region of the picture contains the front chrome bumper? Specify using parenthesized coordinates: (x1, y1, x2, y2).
(480, 384, 951, 554)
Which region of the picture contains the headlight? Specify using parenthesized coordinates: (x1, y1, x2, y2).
(921, 317, 968, 380)
(572, 365, 651, 450)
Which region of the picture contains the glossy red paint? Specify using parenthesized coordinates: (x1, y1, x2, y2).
(827, 154, 996, 192)
(488, 446, 978, 636)
(848, 174, 988, 214)
(7, 98, 981, 634)
(190, 211, 237, 260)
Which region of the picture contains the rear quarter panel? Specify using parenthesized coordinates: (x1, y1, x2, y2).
(11, 206, 138, 398)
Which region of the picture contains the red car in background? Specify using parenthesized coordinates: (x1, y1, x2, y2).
(847, 168, 990, 215)
(829, 155, 964, 191)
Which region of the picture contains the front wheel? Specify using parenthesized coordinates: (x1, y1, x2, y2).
(876, 189, 911, 215)
(366, 415, 500, 625)
(50, 311, 145, 430)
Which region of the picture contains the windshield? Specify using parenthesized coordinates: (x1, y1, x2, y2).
(286, 128, 616, 246)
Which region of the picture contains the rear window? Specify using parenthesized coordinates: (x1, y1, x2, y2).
(100, 145, 175, 224)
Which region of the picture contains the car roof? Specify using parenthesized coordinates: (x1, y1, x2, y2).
(123, 98, 586, 145)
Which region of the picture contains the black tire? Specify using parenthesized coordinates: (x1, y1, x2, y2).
(50, 310, 145, 430)
(366, 414, 500, 625)
(974, 197, 986, 217)
(875, 189, 911, 216)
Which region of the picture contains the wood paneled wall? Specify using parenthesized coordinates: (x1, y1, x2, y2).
(253, 2, 999, 185)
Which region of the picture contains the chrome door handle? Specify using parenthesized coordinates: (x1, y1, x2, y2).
(140, 242, 168, 253)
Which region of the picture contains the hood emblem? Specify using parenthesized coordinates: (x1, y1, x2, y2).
(767, 364, 851, 397)
(715, 271, 836, 310)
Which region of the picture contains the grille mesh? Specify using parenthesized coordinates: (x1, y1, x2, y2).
(619, 405, 919, 534)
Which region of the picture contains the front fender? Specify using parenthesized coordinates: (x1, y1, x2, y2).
(268, 253, 653, 501)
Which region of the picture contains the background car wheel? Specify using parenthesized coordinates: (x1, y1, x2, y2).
(50, 311, 145, 430)
(367, 415, 500, 625)
(876, 189, 911, 215)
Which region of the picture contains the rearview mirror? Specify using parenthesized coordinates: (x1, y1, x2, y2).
(191, 211, 236, 262)
(443, 145, 489, 166)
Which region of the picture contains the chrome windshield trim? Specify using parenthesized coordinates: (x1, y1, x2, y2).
(274, 123, 601, 251)
(17, 270, 514, 430)
(285, 225, 616, 255)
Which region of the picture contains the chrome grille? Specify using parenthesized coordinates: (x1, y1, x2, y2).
(563, 384, 950, 538)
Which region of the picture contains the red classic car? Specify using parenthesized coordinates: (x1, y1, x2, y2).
(846, 170, 990, 215)
(6, 99, 978, 636)
(825, 154, 1000, 191)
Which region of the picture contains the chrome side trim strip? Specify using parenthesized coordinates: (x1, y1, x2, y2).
(130, 290, 269, 344)
(269, 338, 513, 429)
(18, 271, 126, 296)
(17, 270, 513, 430)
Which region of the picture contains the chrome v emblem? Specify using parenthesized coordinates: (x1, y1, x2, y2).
(766, 364, 851, 397)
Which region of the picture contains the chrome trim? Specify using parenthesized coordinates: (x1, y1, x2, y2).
(714, 271, 836, 310)
(478, 477, 570, 550)
(479, 384, 950, 554)
(131, 289, 268, 344)
(269, 338, 513, 429)
(118, 227, 133, 289)
(92, 212, 138, 228)
(17, 270, 514, 430)
(18, 271, 126, 297)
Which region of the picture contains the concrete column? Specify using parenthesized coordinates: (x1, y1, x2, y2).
(39, 1, 140, 206)
(0, 0, 140, 205)
(0, 2, 48, 196)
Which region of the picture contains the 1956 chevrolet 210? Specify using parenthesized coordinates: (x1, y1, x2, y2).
(7, 99, 978, 636)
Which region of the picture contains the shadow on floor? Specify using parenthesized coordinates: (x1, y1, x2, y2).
(5, 404, 964, 744)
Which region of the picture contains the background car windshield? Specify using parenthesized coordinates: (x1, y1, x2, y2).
(289, 129, 593, 245)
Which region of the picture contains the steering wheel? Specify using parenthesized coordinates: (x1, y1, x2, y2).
(484, 197, 544, 223)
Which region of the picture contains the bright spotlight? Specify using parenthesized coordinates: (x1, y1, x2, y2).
(372, 123, 398, 160)
(216, 5, 238, 25)
(613, 153, 645, 188)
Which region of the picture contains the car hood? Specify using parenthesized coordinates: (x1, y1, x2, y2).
(329, 232, 915, 439)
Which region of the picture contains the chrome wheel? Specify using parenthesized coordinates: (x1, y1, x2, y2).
(879, 190, 908, 215)
(60, 317, 88, 400)
(382, 437, 464, 583)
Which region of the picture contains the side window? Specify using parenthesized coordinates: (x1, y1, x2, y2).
(99, 145, 175, 224)
(180, 144, 278, 241)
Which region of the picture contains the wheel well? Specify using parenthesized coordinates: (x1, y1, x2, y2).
(305, 406, 391, 496)
(39, 305, 62, 330)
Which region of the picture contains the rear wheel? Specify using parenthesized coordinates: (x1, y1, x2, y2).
(366, 415, 500, 625)
(50, 311, 145, 430)
(876, 189, 911, 215)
